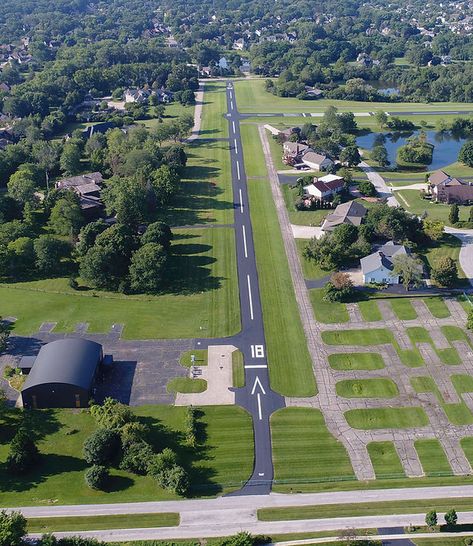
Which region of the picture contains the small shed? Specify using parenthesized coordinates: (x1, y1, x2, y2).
(21, 339, 103, 409)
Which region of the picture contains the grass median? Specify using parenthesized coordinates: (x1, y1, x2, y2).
(257, 497, 473, 522)
(28, 513, 179, 533)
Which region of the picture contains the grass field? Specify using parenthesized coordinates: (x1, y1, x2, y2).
(414, 439, 452, 476)
(418, 235, 467, 286)
(200, 81, 228, 138)
(296, 239, 332, 280)
(406, 327, 461, 365)
(410, 376, 473, 426)
(336, 379, 399, 398)
(0, 228, 240, 339)
(328, 353, 385, 371)
(27, 513, 179, 533)
(0, 405, 254, 506)
(167, 377, 207, 393)
(180, 350, 208, 367)
(310, 288, 349, 323)
(390, 299, 417, 320)
(442, 325, 473, 349)
(357, 300, 383, 321)
(240, 124, 270, 178)
(423, 298, 451, 319)
(234, 79, 473, 114)
(232, 350, 245, 388)
(396, 190, 471, 225)
(158, 139, 234, 226)
(271, 408, 355, 484)
(322, 328, 424, 367)
(246, 160, 316, 397)
(281, 184, 330, 225)
(367, 442, 405, 477)
(345, 407, 429, 429)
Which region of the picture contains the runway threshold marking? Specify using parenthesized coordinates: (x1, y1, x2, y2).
(245, 364, 267, 369)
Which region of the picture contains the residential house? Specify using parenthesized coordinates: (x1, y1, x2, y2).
(321, 201, 367, 231)
(55, 172, 104, 217)
(304, 86, 324, 98)
(124, 88, 151, 103)
(360, 242, 412, 285)
(156, 89, 173, 103)
(301, 151, 333, 171)
(218, 57, 229, 70)
(304, 174, 345, 200)
(233, 38, 245, 50)
(429, 169, 473, 204)
(0, 82, 10, 93)
(282, 141, 312, 165)
(241, 60, 251, 73)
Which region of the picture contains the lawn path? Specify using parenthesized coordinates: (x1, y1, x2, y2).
(186, 83, 205, 142)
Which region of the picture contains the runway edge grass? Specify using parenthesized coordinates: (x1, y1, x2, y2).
(243, 125, 316, 397)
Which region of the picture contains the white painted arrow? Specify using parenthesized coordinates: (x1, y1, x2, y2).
(251, 376, 266, 395)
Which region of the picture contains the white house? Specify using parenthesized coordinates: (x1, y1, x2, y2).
(303, 174, 344, 200)
(301, 151, 334, 171)
(124, 88, 151, 103)
(218, 57, 229, 69)
(360, 242, 410, 285)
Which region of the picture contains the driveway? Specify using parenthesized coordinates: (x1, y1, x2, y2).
(445, 226, 473, 286)
(358, 160, 399, 207)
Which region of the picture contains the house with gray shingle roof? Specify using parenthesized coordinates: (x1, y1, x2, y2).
(360, 241, 409, 285)
(321, 201, 367, 232)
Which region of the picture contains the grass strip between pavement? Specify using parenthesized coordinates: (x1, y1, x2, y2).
(257, 498, 473, 522)
(27, 512, 180, 533)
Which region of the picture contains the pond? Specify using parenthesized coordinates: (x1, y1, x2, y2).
(356, 130, 468, 170)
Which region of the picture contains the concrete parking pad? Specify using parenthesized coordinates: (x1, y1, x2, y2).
(175, 345, 237, 406)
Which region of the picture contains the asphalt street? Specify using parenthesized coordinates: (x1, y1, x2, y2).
(222, 81, 285, 495)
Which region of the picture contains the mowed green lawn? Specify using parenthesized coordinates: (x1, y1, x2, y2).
(396, 190, 471, 225)
(200, 81, 228, 138)
(322, 329, 424, 367)
(0, 405, 254, 506)
(246, 167, 315, 395)
(328, 353, 385, 371)
(418, 235, 467, 286)
(296, 239, 332, 280)
(28, 513, 179, 533)
(271, 408, 355, 484)
(406, 327, 461, 365)
(0, 228, 240, 339)
(411, 375, 473, 426)
(336, 378, 399, 398)
(345, 407, 429, 429)
(310, 288, 349, 323)
(158, 139, 234, 226)
(233, 78, 473, 113)
(414, 439, 452, 476)
(423, 297, 451, 319)
(240, 124, 269, 178)
(367, 442, 405, 477)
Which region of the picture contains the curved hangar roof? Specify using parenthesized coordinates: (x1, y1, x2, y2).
(22, 339, 102, 391)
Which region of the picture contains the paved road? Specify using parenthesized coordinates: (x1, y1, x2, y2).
(223, 82, 285, 494)
(25, 510, 473, 542)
